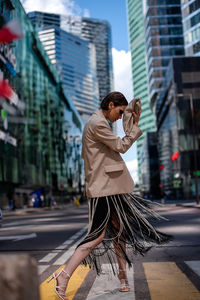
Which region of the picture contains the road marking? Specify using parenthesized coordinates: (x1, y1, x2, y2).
(0, 233, 37, 241)
(39, 253, 58, 263)
(143, 262, 200, 299)
(40, 264, 90, 300)
(185, 260, 200, 277)
(38, 265, 50, 275)
(53, 240, 81, 265)
(86, 264, 135, 300)
(38, 226, 87, 265)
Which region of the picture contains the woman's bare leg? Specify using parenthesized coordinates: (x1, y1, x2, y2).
(113, 238, 130, 291)
(56, 229, 106, 299)
(113, 238, 126, 271)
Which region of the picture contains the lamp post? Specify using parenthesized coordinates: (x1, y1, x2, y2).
(177, 93, 199, 204)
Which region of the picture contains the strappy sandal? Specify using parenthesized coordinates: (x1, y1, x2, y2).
(118, 269, 130, 292)
(48, 268, 70, 300)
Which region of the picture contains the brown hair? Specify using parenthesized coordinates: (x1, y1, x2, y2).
(100, 91, 128, 110)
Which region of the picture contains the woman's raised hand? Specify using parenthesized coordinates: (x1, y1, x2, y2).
(132, 110, 141, 126)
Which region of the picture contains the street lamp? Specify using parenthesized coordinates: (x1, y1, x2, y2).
(177, 93, 199, 204)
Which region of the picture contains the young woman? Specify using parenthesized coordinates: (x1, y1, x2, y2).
(48, 91, 171, 299)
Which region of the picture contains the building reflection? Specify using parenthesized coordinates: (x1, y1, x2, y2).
(0, 0, 84, 207)
(156, 57, 200, 201)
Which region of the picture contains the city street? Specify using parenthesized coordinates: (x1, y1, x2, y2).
(0, 203, 200, 300)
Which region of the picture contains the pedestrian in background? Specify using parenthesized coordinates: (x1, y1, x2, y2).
(7, 190, 15, 211)
(48, 91, 172, 300)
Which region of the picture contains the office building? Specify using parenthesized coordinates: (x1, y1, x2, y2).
(156, 57, 200, 199)
(62, 15, 114, 103)
(38, 26, 99, 123)
(28, 12, 99, 123)
(0, 0, 83, 206)
(126, 0, 156, 182)
(140, 132, 161, 199)
(143, 0, 185, 113)
(28, 12, 113, 110)
(181, 0, 200, 56)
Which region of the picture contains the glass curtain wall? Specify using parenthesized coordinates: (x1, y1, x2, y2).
(181, 0, 200, 56)
(126, 0, 155, 183)
(0, 0, 83, 206)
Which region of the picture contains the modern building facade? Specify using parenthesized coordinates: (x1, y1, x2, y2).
(0, 0, 83, 206)
(140, 132, 161, 199)
(143, 0, 185, 112)
(28, 11, 99, 123)
(156, 57, 200, 200)
(28, 12, 113, 111)
(181, 0, 200, 56)
(62, 15, 114, 104)
(38, 26, 99, 123)
(126, 0, 156, 183)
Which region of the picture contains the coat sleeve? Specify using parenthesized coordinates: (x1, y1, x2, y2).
(93, 119, 142, 154)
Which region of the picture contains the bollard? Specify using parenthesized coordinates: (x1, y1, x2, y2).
(0, 254, 40, 300)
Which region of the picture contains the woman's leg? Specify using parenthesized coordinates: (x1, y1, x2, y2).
(111, 213, 130, 291)
(55, 229, 106, 299)
(113, 237, 126, 271)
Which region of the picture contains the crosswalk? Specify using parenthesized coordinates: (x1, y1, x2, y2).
(38, 225, 200, 300)
(39, 260, 200, 300)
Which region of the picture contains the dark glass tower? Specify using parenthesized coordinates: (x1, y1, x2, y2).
(143, 0, 185, 113)
(181, 0, 200, 56)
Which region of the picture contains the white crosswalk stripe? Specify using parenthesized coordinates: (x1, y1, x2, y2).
(86, 264, 135, 300)
(38, 225, 87, 268)
(185, 260, 200, 277)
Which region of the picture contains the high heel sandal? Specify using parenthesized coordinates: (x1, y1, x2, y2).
(48, 268, 71, 300)
(118, 269, 130, 292)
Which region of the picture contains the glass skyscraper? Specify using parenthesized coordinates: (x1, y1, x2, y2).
(0, 0, 84, 206)
(61, 15, 114, 104)
(29, 12, 113, 109)
(143, 0, 185, 113)
(126, 0, 155, 182)
(28, 12, 99, 123)
(181, 0, 200, 56)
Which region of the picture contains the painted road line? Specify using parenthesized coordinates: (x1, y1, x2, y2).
(0, 233, 37, 241)
(39, 226, 87, 264)
(143, 262, 200, 300)
(40, 264, 90, 300)
(185, 261, 200, 277)
(39, 252, 58, 263)
(86, 264, 135, 300)
(53, 240, 81, 265)
(38, 265, 50, 275)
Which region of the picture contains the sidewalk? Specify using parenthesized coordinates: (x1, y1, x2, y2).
(2, 202, 74, 217)
(2, 199, 200, 217)
(175, 201, 200, 209)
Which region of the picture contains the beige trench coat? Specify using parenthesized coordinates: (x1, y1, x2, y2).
(81, 109, 142, 198)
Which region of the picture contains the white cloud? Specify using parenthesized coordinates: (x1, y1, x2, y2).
(20, 0, 82, 15)
(83, 9, 90, 18)
(112, 48, 138, 176)
(112, 48, 133, 101)
(112, 47, 133, 137)
(125, 159, 138, 183)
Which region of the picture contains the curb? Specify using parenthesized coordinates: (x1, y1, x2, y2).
(175, 202, 200, 209)
(2, 203, 73, 217)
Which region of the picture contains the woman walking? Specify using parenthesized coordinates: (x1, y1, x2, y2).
(48, 91, 171, 299)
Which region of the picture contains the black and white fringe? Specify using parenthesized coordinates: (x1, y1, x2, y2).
(77, 193, 172, 275)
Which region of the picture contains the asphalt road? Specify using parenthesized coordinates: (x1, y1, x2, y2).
(0, 203, 200, 300)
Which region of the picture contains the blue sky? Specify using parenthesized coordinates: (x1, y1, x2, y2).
(75, 0, 129, 51)
(20, 0, 138, 181)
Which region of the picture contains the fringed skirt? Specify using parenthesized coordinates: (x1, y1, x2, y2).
(77, 193, 172, 275)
